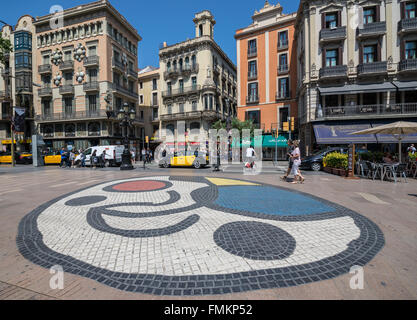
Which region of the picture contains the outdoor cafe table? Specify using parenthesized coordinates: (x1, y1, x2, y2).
(377, 163, 400, 181)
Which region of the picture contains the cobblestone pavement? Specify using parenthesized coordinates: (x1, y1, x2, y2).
(1, 166, 416, 299)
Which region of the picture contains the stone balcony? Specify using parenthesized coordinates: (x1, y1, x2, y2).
(162, 85, 201, 99)
(357, 61, 387, 76)
(319, 26, 346, 42)
(357, 21, 386, 38)
(59, 84, 74, 95)
(83, 82, 100, 92)
(319, 65, 348, 79)
(60, 60, 74, 71)
(398, 17, 417, 34)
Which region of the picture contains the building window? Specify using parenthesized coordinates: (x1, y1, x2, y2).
(248, 83, 258, 100)
(179, 103, 184, 113)
(14, 32, 32, 51)
(88, 46, 97, 56)
(88, 69, 97, 82)
(42, 54, 50, 65)
(152, 78, 157, 90)
(139, 81, 143, 89)
(326, 49, 338, 66)
(152, 92, 158, 106)
(63, 97, 73, 115)
(15, 52, 32, 69)
(167, 104, 172, 114)
(245, 110, 260, 126)
(405, 2, 416, 18)
(406, 41, 417, 59)
(279, 53, 288, 71)
(88, 95, 97, 113)
(191, 77, 197, 89)
(363, 7, 377, 24)
(64, 50, 72, 61)
(325, 12, 339, 28)
(152, 108, 158, 120)
(209, 95, 213, 110)
(64, 72, 72, 84)
(364, 45, 377, 63)
(43, 99, 52, 116)
(179, 79, 184, 93)
(140, 95, 144, 104)
(278, 31, 288, 47)
(248, 39, 257, 55)
(248, 60, 257, 77)
(15, 72, 32, 92)
(167, 62, 171, 72)
(192, 101, 197, 111)
(278, 78, 290, 98)
(167, 82, 172, 94)
(192, 55, 197, 68)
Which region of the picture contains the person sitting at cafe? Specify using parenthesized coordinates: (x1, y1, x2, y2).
(383, 153, 395, 164)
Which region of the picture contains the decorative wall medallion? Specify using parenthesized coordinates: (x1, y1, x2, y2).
(53, 72, 62, 86)
(75, 69, 85, 84)
(51, 49, 63, 66)
(74, 43, 86, 62)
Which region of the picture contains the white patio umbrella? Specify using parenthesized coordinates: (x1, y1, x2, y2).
(350, 121, 417, 163)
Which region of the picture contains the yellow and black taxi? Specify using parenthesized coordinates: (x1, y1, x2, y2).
(159, 150, 209, 169)
(0, 151, 33, 164)
(43, 151, 63, 165)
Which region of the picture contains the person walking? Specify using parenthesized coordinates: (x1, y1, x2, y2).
(131, 150, 136, 165)
(141, 148, 146, 162)
(60, 147, 68, 168)
(146, 149, 151, 164)
(101, 150, 107, 168)
(91, 150, 98, 170)
(289, 140, 305, 184)
(245, 145, 256, 169)
(281, 139, 294, 181)
(69, 150, 76, 168)
(80, 150, 86, 168)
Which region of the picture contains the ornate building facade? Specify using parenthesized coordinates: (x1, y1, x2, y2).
(33, 0, 142, 151)
(296, 0, 417, 155)
(158, 11, 237, 143)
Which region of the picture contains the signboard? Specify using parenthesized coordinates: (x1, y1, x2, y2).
(346, 143, 359, 179)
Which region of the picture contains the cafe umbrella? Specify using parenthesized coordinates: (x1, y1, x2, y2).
(349, 121, 417, 163)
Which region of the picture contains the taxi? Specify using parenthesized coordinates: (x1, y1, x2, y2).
(159, 151, 208, 169)
(43, 151, 63, 165)
(0, 151, 33, 164)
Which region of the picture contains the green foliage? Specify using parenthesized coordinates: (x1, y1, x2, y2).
(211, 118, 256, 134)
(323, 152, 348, 170)
(0, 32, 13, 65)
(409, 152, 417, 162)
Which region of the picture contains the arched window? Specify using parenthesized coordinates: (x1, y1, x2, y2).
(185, 57, 190, 68)
(204, 95, 208, 110)
(191, 55, 196, 68)
(179, 58, 183, 71)
(167, 61, 171, 71)
(88, 122, 101, 136)
(65, 124, 75, 137)
(166, 124, 175, 136)
(173, 60, 177, 71)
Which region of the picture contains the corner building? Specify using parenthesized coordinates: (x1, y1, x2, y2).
(235, 1, 298, 159)
(159, 11, 237, 143)
(33, 0, 142, 151)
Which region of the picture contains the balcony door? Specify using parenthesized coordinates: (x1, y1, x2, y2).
(248, 82, 258, 101)
(88, 69, 97, 83)
(278, 78, 289, 98)
(88, 95, 97, 115)
(323, 12, 340, 29)
(63, 97, 73, 117)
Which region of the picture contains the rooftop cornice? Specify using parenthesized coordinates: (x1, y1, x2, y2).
(33, 0, 141, 41)
(159, 36, 236, 72)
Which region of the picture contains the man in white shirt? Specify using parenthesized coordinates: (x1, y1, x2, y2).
(245, 146, 256, 168)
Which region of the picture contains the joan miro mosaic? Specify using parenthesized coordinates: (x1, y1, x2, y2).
(17, 176, 384, 296)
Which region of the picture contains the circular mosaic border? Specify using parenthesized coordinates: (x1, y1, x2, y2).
(16, 176, 385, 296)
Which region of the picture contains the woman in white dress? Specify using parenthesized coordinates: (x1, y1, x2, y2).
(290, 140, 305, 184)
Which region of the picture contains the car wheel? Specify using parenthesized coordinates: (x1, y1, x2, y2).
(163, 161, 169, 168)
(311, 162, 322, 172)
(193, 161, 201, 169)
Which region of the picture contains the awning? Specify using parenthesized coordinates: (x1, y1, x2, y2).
(313, 123, 377, 144)
(262, 135, 288, 148)
(370, 122, 417, 143)
(318, 82, 396, 96)
(392, 81, 417, 91)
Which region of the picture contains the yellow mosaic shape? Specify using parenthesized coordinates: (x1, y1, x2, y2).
(206, 178, 260, 186)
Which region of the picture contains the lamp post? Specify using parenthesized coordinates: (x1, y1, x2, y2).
(117, 102, 136, 171)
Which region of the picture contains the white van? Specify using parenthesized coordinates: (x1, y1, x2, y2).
(75, 145, 125, 167)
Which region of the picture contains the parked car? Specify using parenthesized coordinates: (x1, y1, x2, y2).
(300, 147, 347, 171)
(74, 146, 124, 167)
(159, 150, 208, 169)
(43, 150, 79, 165)
(0, 151, 33, 165)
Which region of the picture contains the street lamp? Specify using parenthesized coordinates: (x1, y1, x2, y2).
(117, 102, 136, 170)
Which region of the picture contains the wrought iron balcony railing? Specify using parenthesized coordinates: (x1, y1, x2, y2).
(112, 83, 138, 99)
(60, 60, 74, 70)
(248, 71, 258, 80)
(357, 21, 386, 37)
(59, 84, 74, 95)
(84, 55, 99, 67)
(278, 39, 289, 50)
(38, 87, 53, 97)
(278, 64, 289, 74)
(38, 64, 52, 74)
(399, 59, 417, 72)
(316, 103, 417, 120)
(248, 48, 257, 58)
(276, 91, 291, 101)
(246, 95, 259, 104)
(83, 82, 100, 91)
(319, 26, 347, 41)
(36, 110, 109, 122)
(319, 65, 348, 78)
(357, 61, 387, 75)
(398, 17, 417, 33)
(162, 85, 201, 98)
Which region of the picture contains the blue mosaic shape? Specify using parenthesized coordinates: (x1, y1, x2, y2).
(215, 186, 334, 216)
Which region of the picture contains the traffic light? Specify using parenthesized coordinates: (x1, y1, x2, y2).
(291, 117, 295, 131)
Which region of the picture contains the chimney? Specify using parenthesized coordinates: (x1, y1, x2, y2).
(163, 42, 167, 48)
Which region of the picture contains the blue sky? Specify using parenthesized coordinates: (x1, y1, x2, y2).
(1, 0, 300, 68)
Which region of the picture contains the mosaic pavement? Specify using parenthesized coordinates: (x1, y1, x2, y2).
(17, 176, 385, 296)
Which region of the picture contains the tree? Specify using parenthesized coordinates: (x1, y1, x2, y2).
(212, 118, 256, 135)
(0, 32, 13, 65)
